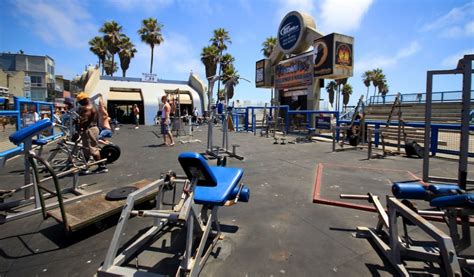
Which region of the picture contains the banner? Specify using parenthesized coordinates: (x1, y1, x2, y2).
(275, 52, 313, 89)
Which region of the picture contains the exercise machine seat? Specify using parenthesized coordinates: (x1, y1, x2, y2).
(9, 119, 52, 145)
(178, 152, 244, 206)
(392, 182, 427, 200)
(428, 184, 461, 195)
(430, 194, 474, 208)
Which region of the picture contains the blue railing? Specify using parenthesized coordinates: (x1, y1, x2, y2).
(368, 90, 474, 105)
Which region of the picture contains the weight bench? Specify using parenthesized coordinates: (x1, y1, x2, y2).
(99, 152, 250, 277)
(341, 182, 473, 276)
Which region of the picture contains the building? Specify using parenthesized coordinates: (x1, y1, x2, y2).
(77, 66, 207, 125)
(0, 52, 55, 101)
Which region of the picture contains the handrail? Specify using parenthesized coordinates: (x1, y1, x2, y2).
(368, 90, 474, 105)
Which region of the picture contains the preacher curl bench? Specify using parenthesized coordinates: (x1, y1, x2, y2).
(98, 152, 250, 277)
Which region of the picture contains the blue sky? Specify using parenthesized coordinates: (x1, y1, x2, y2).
(1, 0, 473, 105)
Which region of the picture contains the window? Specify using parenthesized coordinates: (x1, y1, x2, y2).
(31, 90, 45, 101)
(47, 64, 55, 75)
(30, 76, 42, 87)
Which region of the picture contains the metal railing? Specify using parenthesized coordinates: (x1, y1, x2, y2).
(368, 90, 474, 105)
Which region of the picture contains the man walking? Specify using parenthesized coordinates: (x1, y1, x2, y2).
(161, 95, 175, 146)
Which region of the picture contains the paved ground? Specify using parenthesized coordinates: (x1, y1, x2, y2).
(0, 124, 470, 276)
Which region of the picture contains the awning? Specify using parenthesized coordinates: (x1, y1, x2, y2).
(108, 91, 142, 101)
(178, 94, 192, 105)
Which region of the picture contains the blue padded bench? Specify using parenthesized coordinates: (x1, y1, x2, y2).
(178, 152, 245, 206)
(430, 194, 474, 208)
(9, 119, 52, 146)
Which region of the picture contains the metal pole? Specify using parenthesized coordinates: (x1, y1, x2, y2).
(458, 56, 471, 190)
(423, 72, 433, 182)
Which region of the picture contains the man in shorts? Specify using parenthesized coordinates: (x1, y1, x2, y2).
(160, 95, 174, 146)
(76, 92, 108, 173)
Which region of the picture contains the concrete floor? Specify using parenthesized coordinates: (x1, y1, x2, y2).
(0, 124, 470, 276)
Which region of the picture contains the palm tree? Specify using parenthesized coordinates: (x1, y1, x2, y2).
(342, 83, 353, 111)
(335, 78, 348, 112)
(210, 28, 231, 99)
(379, 81, 389, 104)
(371, 68, 385, 98)
(99, 21, 123, 77)
(220, 53, 235, 73)
(261, 36, 277, 58)
(222, 64, 239, 100)
(103, 58, 118, 76)
(89, 36, 107, 76)
(118, 36, 137, 77)
(200, 45, 219, 79)
(210, 28, 231, 53)
(326, 81, 337, 109)
(138, 17, 164, 74)
(362, 70, 372, 101)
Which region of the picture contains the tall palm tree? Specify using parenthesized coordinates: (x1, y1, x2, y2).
(99, 21, 123, 77)
(201, 45, 220, 112)
(261, 36, 277, 58)
(335, 78, 348, 112)
(220, 53, 235, 73)
(103, 58, 118, 76)
(371, 68, 385, 98)
(138, 17, 164, 74)
(118, 36, 137, 77)
(362, 70, 372, 101)
(326, 81, 337, 109)
(89, 36, 107, 76)
(342, 83, 353, 111)
(210, 28, 231, 99)
(222, 64, 239, 100)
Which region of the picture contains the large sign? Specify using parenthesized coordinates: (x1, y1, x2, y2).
(278, 14, 302, 51)
(255, 59, 266, 87)
(275, 52, 313, 89)
(313, 33, 354, 79)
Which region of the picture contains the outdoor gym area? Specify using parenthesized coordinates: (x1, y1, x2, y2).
(0, 10, 473, 277)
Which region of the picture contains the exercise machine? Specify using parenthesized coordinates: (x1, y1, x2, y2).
(98, 152, 250, 276)
(333, 95, 364, 151)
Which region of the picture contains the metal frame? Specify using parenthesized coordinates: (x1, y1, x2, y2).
(340, 193, 472, 276)
(423, 55, 474, 189)
(98, 175, 226, 276)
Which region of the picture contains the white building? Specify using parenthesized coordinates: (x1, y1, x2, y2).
(78, 67, 207, 125)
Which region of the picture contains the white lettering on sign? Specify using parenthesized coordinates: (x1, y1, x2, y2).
(280, 23, 300, 36)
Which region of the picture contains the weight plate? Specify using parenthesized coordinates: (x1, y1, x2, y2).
(105, 186, 138, 201)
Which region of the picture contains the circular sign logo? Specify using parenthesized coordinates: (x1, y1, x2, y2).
(313, 40, 328, 68)
(278, 14, 302, 51)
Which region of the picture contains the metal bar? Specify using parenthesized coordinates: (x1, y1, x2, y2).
(458, 55, 471, 190)
(423, 71, 433, 182)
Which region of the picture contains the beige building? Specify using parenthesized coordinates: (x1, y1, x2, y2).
(0, 69, 25, 97)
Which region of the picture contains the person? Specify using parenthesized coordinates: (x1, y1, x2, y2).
(97, 95, 113, 143)
(192, 107, 198, 124)
(160, 95, 175, 146)
(76, 92, 108, 173)
(133, 104, 140, 129)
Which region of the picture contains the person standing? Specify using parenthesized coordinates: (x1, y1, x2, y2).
(133, 104, 140, 129)
(76, 92, 108, 173)
(97, 95, 113, 142)
(161, 95, 175, 146)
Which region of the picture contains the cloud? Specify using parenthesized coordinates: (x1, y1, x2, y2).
(441, 49, 474, 67)
(12, 0, 97, 48)
(105, 0, 173, 12)
(319, 0, 373, 33)
(134, 32, 204, 78)
(357, 41, 422, 72)
(421, 2, 474, 38)
(276, 0, 315, 23)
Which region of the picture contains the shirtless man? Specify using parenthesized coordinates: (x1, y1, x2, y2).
(76, 92, 108, 173)
(161, 95, 175, 146)
(97, 95, 113, 142)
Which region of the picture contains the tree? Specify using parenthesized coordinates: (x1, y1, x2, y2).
(103, 58, 118, 76)
(138, 17, 164, 74)
(118, 36, 137, 77)
(200, 45, 219, 79)
(222, 64, 239, 100)
(326, 81, 337, 109)
(379, 81, 389, 104)
(261, 36, 277, 58)
(342, 83, 353, 110)
(210, 28, 231, 53)
(371, 68, 385, 98)
(99, 21, 123, 77)
(89, 36, 107, 76)
(335, 78, 348, 112)
(220, 53, 235, 73)
(362, 70, 372, 101)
